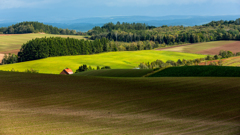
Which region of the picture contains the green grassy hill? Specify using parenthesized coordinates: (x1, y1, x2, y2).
(149, 66, 240, 77)
(0, 50, 206, 74)
(0, 33, 88, 53)
(74, 69, 153, 77)
(0, 71, 239, 134)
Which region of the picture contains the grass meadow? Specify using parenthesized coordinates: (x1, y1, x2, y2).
(0, 50, 206, 74)
(0, 33, 88, 53)
(0, 71, 239, 134)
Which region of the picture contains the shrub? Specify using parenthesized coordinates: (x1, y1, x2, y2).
(101, 66, 111, 69)
(214, 55, 219, 60)
(25, 69, 39, 73)
(236, 52, 240, 56)
(76, 65, 89, 73)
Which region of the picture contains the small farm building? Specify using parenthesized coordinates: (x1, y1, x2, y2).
(60, 68, 73, 75)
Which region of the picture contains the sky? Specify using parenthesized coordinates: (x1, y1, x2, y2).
(0, 0, 240, 22)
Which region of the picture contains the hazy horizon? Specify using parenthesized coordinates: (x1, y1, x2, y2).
(0, 0, 240, 23)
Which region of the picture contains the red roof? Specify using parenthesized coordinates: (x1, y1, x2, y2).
(64, 68, 73, 74)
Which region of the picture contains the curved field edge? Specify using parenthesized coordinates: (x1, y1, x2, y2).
(0, 71, 239, 134)
(149, 66, 240, 77)
(0, 50, 206, 74)
(0, 33, 88, 53)
(73, 69, 153, 77)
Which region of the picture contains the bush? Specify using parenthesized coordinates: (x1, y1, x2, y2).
(76, 65, 89, 73)
(236, 52, 240, 56)
(101, 66, 111, 69)
(25, 69, 39, 73)
(214, 55, 219, 60)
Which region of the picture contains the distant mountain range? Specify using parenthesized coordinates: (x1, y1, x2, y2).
(0, 15, 239, 32)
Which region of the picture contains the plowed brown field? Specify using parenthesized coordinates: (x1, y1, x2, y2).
(0, 54, 3, 63)
(197, 41, 240, 55)
(156, 41, 237, 55)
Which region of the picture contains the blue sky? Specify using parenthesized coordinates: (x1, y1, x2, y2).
(0, 0, 240, 22)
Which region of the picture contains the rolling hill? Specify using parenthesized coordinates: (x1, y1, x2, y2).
(0, 71, 239, 134)
(0, 50, 206, 74)
(157, 41, 239, 55)
(73, 69, 153, 77)
(148, 66, 240, 77)
(0, 33, 88, 53)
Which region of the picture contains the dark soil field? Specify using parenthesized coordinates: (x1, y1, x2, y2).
(149, 66, 240, 77)
(197, 41, 240, 55)
(0, 71, 240, 134)
(73, 69, 153, 77)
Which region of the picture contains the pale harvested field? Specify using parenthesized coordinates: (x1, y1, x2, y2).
(157, 41, 236, 55)
(0, 33, 88, 53)
(0, 71, 239, 134)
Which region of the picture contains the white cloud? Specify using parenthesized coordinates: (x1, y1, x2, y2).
(0, 0, 58, 9)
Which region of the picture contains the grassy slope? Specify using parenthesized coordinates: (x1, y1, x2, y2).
(0, 51, 206, 74)
(149, 66, 240, 77)
(0, 71, 240, 134)
(0, 34, 88, 53)
(73, 69, 153, 77)
(160, 41, 235, 53)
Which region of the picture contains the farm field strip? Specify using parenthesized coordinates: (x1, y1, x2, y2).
(197, 41, 240, 55)
(0, 33, 88, 53)
(0, 50, 206, 74)
(0, 72, 240, 134)
(222, 56, 240, 66)
(157, 41, 237, 55)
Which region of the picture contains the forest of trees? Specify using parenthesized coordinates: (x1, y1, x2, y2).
(18, 37, 108, 62)
(89, 18, 240, 45)
(0, 22, 77, 35)
(17, 37, 166, 62)
(2, 18, 240, 64)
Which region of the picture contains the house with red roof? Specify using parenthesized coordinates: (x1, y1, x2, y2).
(60, 68, 73, 75)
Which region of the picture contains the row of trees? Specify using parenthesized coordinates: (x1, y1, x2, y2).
(18, 37, 165, 62)
(1, 53, 18, 65)
(139, 58, 205, 69)
(18, 37, 110, 62)
(75, 65, 111, 73)
(88, 22, 156, 35)
(89, 19, 240, 45)
(139, 50, 240, 69)
(219, 50, 240, 58)
(0, 22, 77, 35)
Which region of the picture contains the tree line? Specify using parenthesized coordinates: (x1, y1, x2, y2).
(17, 37, 166, 62)
(89, 18, 240, 45)
(0, 22, 78, 35)
(139, 50, 240, 69)
(1, 53, 18, 65)
(75, 64, 111, 73)
(18, 37, 109, 62)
